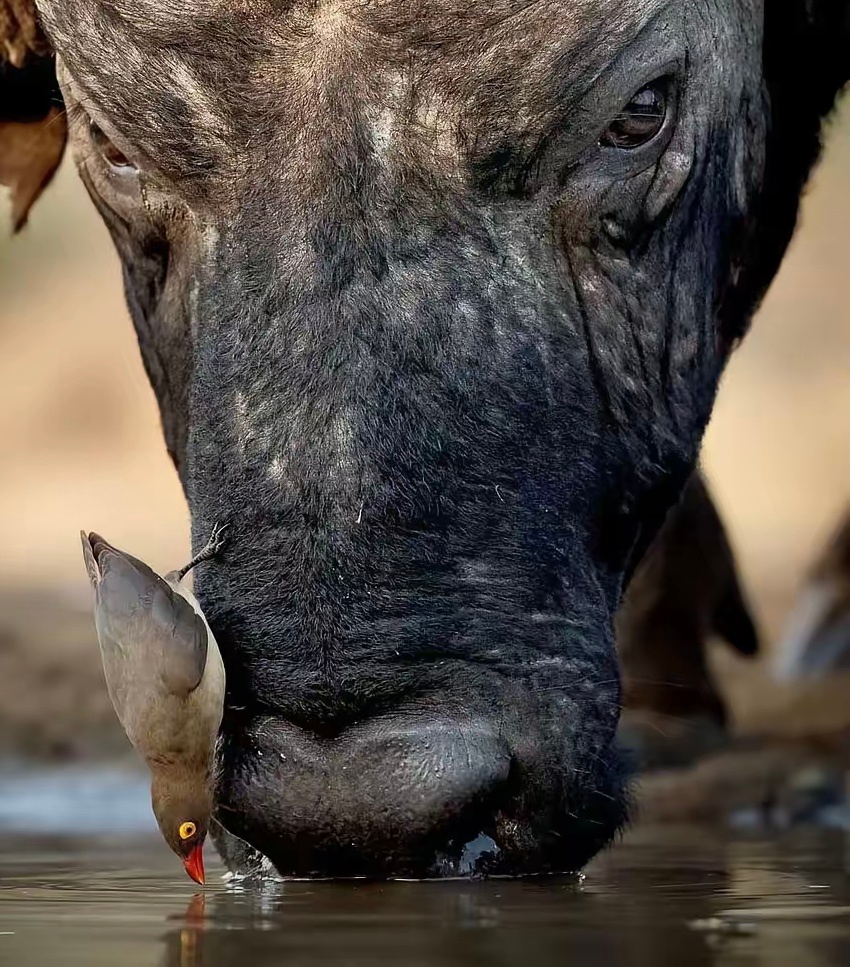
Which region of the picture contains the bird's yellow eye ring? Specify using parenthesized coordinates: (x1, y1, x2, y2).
(179, 821, 197, 840)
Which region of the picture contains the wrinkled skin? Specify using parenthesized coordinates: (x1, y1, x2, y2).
(22, 0, 850, 876)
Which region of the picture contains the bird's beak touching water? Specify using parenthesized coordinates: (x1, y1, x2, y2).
(183, 844, 205, 885)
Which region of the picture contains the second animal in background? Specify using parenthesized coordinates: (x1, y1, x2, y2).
(617, 472, 759, 770)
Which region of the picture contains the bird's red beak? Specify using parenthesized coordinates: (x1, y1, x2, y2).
(182, 843, 205, 885)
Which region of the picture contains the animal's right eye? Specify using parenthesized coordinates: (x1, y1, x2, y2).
(600, 81, 670, 150)
(89, 120, 138, 173)
(179, 821, 197, 840)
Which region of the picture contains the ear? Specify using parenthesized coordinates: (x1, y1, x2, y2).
(0, 1, 66, 232)
(718, 1, 849, 344)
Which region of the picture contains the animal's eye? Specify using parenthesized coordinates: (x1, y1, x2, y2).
(601, 82, 668, 150)
(89, 120, 137, 172)
(179, 821, 197, 840)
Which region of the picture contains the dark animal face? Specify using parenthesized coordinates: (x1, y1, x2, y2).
(28, 0, 848, 876)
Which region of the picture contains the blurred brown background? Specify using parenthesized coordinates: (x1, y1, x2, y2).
(0, 96, 848, 763)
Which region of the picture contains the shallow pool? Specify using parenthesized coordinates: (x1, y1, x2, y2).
(1, 824, 849, 967)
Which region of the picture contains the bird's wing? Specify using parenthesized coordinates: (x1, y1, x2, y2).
(82, 532, 209, 697)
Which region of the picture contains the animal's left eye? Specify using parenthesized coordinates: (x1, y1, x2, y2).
(601, 82, 668, 149)
(179, 821, 197, 840)
(89, 120, 138, 173)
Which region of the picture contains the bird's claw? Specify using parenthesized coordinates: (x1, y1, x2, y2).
(174, 522, 232, 582)
(205, 522, 230, 556)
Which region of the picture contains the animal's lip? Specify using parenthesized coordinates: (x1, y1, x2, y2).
(183, 843, 205, 885)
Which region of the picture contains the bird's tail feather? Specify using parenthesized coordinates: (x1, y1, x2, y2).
(80, 530, 100, 588)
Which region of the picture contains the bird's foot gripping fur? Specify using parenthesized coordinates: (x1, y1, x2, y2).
(176, 522, 230, 583)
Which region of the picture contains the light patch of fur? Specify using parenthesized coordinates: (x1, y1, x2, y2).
(202, 223, 220, 255)
(167, 57, 230, 146)
(312, 0, 348, 39)
(232, 391, 251, 458)
(456, 300, 480, 325)
(414, 89, 460, 165)
(232, 391, 276, 459)
(370, 69, 407, 162)
(325, 408, 358, 488)
(267, 456, 286, 482)
(371, 103, 395, 161)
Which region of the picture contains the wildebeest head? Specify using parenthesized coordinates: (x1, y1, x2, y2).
(6, 0, 849, 875)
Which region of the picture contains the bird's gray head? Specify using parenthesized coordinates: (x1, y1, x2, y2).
(150, 768, 212, 885)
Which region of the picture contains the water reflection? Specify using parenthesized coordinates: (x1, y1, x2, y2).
(163, 895, 206, 967)
(155, 879, 720, 967)
(1, 830, 849, 967)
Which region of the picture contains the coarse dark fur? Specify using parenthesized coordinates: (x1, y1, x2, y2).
(5, 1, 849, 876)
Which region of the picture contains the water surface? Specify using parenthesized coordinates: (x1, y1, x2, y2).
(1, 826, 849, 967)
